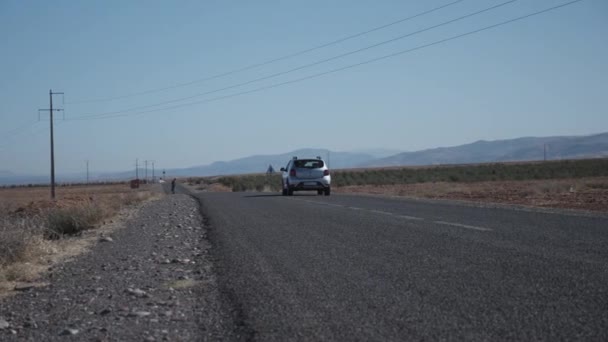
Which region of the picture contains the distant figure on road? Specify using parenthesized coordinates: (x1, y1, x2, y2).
(171, 178, 176, 194)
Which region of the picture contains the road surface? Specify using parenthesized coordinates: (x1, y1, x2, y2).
(192, 191, 608, 341)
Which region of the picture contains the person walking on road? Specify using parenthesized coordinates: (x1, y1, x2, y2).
(171, 178, 176, 194)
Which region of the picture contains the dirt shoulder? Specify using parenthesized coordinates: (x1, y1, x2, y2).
(0, 194, 235, 341)
(335, 177, 608, 212)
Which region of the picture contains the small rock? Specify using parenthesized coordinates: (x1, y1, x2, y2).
(59, 328, 79, 336)
(14, 283, 34, 291)
(128, 311, 151, 318)
(144, 336, 156, 342)
(99, 236, 114, 243)
(127, 288, 148, 298)
(99, 308, 112, 316)
(23, 321, 38, 329)
(0, 318, 10, 330)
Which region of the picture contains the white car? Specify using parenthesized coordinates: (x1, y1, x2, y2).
(280, 157, 331, 196)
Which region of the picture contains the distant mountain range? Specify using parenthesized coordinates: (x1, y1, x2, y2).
(2, 133, 607, 185)
(362, 132, 608, 167)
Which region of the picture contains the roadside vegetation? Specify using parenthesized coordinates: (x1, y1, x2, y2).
(332, 159, 608, 186)
(0, 184, 158, 291)
(184, 159, 608, 211)
(186, 159, 608, 191)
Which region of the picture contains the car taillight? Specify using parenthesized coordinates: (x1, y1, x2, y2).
(324, 169, 330, 176)
(290, 169, 296, 177)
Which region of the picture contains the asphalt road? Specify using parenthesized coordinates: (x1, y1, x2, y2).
(193, 191, 608, 341)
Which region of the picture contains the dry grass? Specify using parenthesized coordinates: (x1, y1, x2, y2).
(336, 177, 608, 212)
(0, 184, 160, 295)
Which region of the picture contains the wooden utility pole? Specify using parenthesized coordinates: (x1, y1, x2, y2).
(39, 89, 64, 200)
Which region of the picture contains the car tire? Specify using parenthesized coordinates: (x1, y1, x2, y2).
(288, 188, 294, 196)
(324, 187, 331, 196)
(282, 188, 288, 196)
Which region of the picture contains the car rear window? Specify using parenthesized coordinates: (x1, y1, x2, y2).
(294, 159, 324, 169)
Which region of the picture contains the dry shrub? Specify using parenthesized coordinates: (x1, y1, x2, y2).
(533, 181, 577, 195)
(46, 204, 104, 238)
(2, 263, 42, 282)
(0, 185, 159, 291)
(0, 216, 45, 265)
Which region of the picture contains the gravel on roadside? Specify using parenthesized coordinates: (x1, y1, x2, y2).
(0, 194, 237, 341)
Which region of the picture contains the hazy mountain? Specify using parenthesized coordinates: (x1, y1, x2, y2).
(3, 133, 606, 186)
(363, 132, 608, 167)
(173, 148, 380, 177)
(0, 148, 386, 185)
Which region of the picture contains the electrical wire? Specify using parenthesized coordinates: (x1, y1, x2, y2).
(66, 0, 467, 104)
(71, 0, 518, 120)
(67, 0, 584, 122)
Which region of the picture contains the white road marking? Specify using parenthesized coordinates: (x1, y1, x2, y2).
(294, 199, 489, 231)
(434, 220, 492, 232)
(396, 215, 424, 221)
(370, 209, 393, 215)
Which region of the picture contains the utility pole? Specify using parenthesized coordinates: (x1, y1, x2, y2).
(39, 89, 64, 200)
(151, 161, 155, 183)
(544, 144, 547, 162)
(144, 160, 148, 182)
(135, 159, 139, 180)
(86, 160, 89, 184)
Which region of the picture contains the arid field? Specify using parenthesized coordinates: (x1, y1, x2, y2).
(0, 183, 159, 296)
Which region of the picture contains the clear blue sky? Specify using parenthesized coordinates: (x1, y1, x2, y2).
(0, 0, 606, 175)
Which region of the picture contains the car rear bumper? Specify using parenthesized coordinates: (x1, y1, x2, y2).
(286, 177, 330, 190)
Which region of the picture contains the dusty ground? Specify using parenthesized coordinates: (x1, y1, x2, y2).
(335, 177, 608, 212)
(0, 184, 154, 217)
(0, 193, 235, 341)
(0, 184, 159, 297)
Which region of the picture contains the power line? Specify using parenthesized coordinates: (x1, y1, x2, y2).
(1, 120, 37, 137)
(0, 119, 41, 148)
(70, 0, 518, 120)
(67, 0, 584, 122)
(66, 0, 467, 105)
